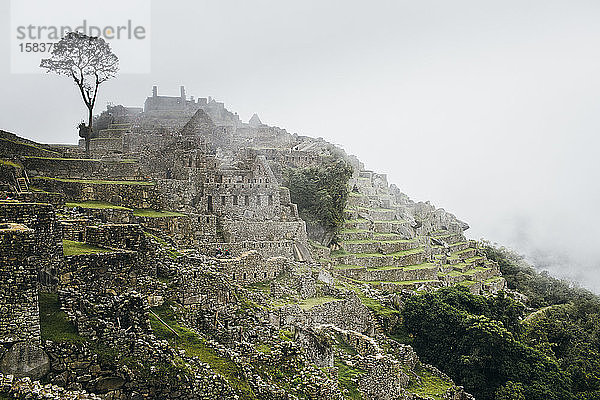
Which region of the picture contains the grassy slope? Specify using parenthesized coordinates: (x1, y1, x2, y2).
(65, 201, 131, 210)
(39, 292, 85, 343)
(63, 240, 111, 256)
(150, 302, 256, 399)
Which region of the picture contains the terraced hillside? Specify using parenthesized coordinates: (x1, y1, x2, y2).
(327, 168, 506, 294)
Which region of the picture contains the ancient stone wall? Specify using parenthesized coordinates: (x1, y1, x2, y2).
(295, 327, 334, 368)
(0, 372, 103, 399)
(71, 207, 134, 224)
(0, 201, 63, 289)
(335, 251, 427, 269)
(177, 267, 233, 308)
(13, 191, 65, 207)
(0, 162, 23, 191)
(357, 355, 410, 400)
(60, 219, 90, 242)
(307, 294, 375, 335)
(218, 251, 289, 284)
(197, 240, 294, 259)
(137, 214, 217, 246)
(31, 178, 160, 209)
(202, 177, 281, 220)
(123, 133, 170, 154)
(22, 157, 143, 180)
(0, 136, 59, 159)
(222, 220, 307, 243)
(61, 250, 142, 293)
(0, 224, 40, 344)
(339, 265, 437, 283)
(322, 325, 380, 357)
(87, 137, 124, 156)
(154, 178, 201, 212)
(85, 224, 146, 252)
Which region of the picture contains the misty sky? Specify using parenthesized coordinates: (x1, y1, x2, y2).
(1, 0, 599, 291)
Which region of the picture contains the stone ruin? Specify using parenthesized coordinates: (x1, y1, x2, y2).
(0, 87, 492, 399)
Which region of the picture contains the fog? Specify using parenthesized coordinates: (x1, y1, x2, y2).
(1, 0, 599, 291)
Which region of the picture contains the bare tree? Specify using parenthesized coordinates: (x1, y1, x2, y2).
(41, 32, 119, 156)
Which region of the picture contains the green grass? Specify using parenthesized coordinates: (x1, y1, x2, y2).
(144, 232, 182, 259)
(367, 262, 437, 271)
(453, 247, 474, 254)
(339, 228, 370, 235)
(441, 270, 468, 277)
(357, 206, 394, 213)
(465, 267, 490, 274)
(0, 137, 59, 156)
(408, 367, 453, 400)
(297, 296, 340, 310)
(336, 359, 364, 399)
(36, 176, 154, 186)
(361, 295, 400, 317)
(63, 240, 110, 256)
(338, 281, 400, 318)
(373, 233, 403, 238)
(354, 247, 424, 258)
(344, 218, 368, 224)
(374, 279, 438, 286)
(372, 219, 407, 224)
(331, 248, 350, 257)
(23, 155, 138, 164)
(333, 247, 425, 259)
(431, 232, 456, 239)
(341, 239, 375, 245)
(39, 292, 85, 343)
(255, 344, 272, 353)
(333, 264, 365, 270)
(23, 156, 101, 162)
(65, 201, 132, 210)
(133, 209, 186, 218)
(150, 302, 256, 399)
(342, 239, 415, 245)
(0, 159, 21, 168)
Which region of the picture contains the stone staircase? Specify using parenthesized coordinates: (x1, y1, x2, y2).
(15, 176, 29, 193)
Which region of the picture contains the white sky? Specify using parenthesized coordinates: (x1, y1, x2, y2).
(1, 0, 599, 291)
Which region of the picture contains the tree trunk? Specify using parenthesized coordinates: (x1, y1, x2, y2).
(88, 107, 93, 133)
(85, 106, 93, 158)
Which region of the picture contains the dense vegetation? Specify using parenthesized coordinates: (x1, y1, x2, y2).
(402, 246, 600, 400)
(284, 155, 352, 234)
(484, 244, 598, 308)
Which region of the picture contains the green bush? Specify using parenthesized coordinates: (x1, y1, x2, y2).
(284, 155, 352, 234)
(402, 287, 572, 400)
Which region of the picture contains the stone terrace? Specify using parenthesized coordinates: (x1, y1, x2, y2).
(328, 166, 506, 294)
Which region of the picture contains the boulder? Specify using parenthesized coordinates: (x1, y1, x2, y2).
(0, 342, 50, 380)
